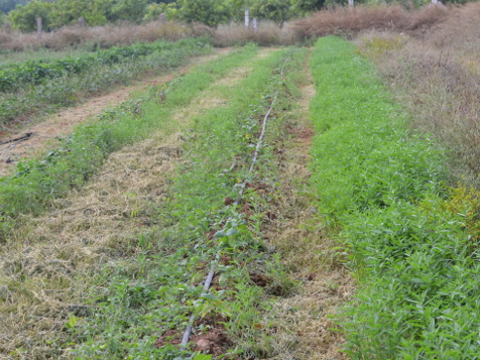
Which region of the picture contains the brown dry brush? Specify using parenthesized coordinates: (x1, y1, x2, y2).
(293, 4, 450, 39)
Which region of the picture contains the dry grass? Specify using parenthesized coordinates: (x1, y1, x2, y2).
(0, 53, 261, 359)
(293, 4, 449, 39)
(0, 21, 209, 51)
(354, 2, 480, 186)
(213, 22, 299, 47)
(0, 20, 302, 53)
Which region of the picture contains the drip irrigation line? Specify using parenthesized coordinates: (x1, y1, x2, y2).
(180, 254, 220, 349)
(180, 56, 291, 353)
(0, 132, 33, 147)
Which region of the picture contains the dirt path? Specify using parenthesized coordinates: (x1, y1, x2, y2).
(264, 63, 353, 360)
(0, 48, 272, 359)
(0, 49, 229, 177)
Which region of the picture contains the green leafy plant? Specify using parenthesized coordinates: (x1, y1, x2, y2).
(310, 36, 480, 360)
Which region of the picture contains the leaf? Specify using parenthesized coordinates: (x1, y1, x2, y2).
(193, 354, 213, 360)
(213, 230, 227, 238)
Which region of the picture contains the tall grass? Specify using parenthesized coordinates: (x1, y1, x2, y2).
(310, 36, 480, 359)
(0, 21, 206, 51)
(293, 4, 449, 39)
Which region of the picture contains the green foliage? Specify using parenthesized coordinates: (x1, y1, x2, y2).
(109, 0, 149, 23)
(291, 0, 325, 15)
(10, 0, 52, 32)
(49, 0, 108, 28)
(177, 0, 230, 28)
(0, 0, 24, 14)
(0, 40, 189, 92)
(310, 36, 480, 360)
(251, 0, 292, 27)
(143, 2, 178, 21)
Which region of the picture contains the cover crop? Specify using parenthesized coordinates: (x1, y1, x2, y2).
(310, 37, 480, 360)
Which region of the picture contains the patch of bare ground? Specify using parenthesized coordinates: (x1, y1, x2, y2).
(0, 49, 266, 359)
(0, 49, 229, 178)
(262, 68, 353, 359)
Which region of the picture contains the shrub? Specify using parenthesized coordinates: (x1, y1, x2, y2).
(10, 0, 53, 32)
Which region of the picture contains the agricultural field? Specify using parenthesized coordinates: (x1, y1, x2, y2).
(1, 3, 480, 360)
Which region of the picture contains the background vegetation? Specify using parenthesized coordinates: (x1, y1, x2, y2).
(2, 0, 471, 33)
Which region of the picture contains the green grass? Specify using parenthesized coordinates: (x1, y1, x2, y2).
(0, 38, 213, 128)
(310, 36, 480, 360)
(69, 47, 307, 360)
(0, 44, 258, 235)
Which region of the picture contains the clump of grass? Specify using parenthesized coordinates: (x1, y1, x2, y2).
(0, 21, 207, 52)
(310, 36, 480, 359)
(213, 21, 299, 47)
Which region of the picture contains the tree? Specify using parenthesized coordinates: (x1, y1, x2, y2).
(143, 2, 178, 21)
(109, 0, 149, 23)
(227, 0, 254, 23)
(177, 0, 230, 28)
(47, 0, 110, 28)
(250, 0, 292, 27)
(10, 0, 52, 31)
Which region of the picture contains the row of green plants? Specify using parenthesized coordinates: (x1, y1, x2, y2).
(69, 47, 307, 359)
(0, 37, 212, 126)
(0, 39, 205, 92)
(310, 36, 480, 359)
(0, 44, 256, 236)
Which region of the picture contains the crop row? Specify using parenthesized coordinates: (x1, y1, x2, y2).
(71, 48, 307, 359)
(0, 38, 210, 92)
(310, 36, 480, 359)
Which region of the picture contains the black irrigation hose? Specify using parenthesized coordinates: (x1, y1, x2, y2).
(180, 57, 290, 352)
